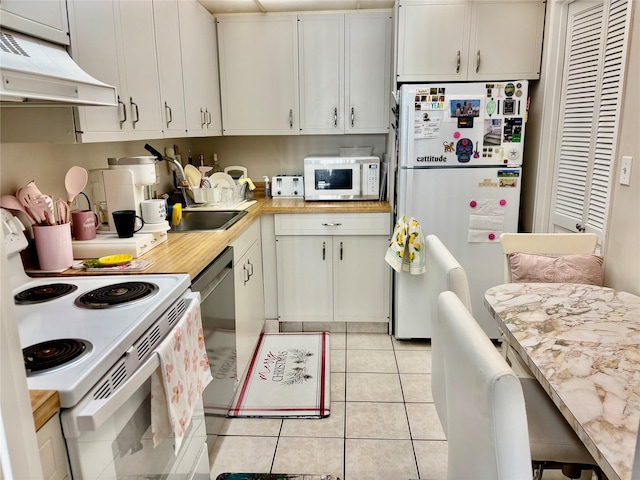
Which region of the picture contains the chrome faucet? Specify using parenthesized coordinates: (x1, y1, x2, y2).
(144, 143, 192, 206)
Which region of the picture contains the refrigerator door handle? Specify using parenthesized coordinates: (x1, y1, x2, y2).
(456, 50, 461, 74)
(475, 50, 481, 73)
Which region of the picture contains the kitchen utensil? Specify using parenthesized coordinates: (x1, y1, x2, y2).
(185, 164, 202, 188)
(55, 197, 70, 224)
(16, 186, 46, 225)
(34, 194, 56, 225)
(71, 209, 99, 240)
(64, 166, 89, 207)
(0, 194, 36, 224)
(112, 210, 144, 238)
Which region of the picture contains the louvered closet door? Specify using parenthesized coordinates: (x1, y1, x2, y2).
(550, 0, 631, 241)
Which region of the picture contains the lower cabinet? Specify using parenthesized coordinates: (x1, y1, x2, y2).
(275, 213, 391, 323)
(231, 219, 265, 380)
(37, 413, 69, 480)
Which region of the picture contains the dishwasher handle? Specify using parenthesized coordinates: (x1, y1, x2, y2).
(196, 265, 232, 300)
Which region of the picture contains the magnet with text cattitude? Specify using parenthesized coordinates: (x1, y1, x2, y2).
(455, 138, 473, 163)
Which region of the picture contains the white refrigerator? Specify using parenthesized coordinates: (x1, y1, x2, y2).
(394, 81, 529, 339)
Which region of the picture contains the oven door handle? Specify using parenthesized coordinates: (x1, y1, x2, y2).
(75, 292, 199, 433)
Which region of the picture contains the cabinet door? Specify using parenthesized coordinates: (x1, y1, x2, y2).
(298, 14, 344, 134)
(180, 0, 222, 137)
(235, 241, 266, 380)
(276, 236, 333, 322)
(397, 1, 470, 81)
(467, 1, 545, 80)
(217, 15, 299, 135)
(117, 0, 163, 140)
(0, 0, 69, 45)
(345, 11, 392, 134)
(333, 236, 390, 322)
(153, 0, 187, 137)
(69, 0, 128, 142)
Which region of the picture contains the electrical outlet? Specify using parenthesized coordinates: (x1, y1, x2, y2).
(620, 156, 632, 186)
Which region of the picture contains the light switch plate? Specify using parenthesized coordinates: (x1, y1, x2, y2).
(620, 156, 632, 186)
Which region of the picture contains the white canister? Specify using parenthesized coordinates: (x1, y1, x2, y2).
(140, 199, 167, 224)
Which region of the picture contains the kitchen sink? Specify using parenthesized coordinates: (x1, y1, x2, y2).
(171, 210, 248, 232)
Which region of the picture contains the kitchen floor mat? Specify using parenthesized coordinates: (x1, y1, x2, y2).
(227, 332, 330, 418)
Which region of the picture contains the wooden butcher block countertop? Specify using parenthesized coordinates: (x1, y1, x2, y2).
(30, 390, 60, 431)
(50, 198, 391, 279)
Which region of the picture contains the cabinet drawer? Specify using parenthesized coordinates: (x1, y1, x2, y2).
(275, 213, 390, 235)
(231, 218, 260, 261)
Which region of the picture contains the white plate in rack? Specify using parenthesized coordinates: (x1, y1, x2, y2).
(208, 172, 235, 188)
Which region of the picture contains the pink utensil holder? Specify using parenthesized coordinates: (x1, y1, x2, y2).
(33, 223, 73, 271)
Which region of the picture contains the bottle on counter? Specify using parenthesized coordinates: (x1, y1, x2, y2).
(263, 176, 271, 199)
(211, 153, 223, 173)
(187, 149, 193, 165)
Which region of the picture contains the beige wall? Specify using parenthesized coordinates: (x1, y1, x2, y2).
(602, 4, 640, 294)
(0, 134, 385, 208)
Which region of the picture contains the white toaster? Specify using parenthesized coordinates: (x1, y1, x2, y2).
(271, 174, 304, 198)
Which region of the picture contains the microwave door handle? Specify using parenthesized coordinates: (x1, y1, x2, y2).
(74, 292, 199, 433)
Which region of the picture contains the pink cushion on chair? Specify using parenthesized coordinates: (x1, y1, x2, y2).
(508, 253, 604, 285)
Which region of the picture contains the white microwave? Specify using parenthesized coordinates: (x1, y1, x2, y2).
(303, 156, 380, 201)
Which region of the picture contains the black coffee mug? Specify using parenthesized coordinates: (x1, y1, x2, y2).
(112, 210, 144, 238)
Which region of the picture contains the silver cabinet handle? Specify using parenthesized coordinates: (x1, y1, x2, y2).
(334, 107, 338, 128)
(350, 107, 355, 127)
(200, 108, 205, 128)
(206, 108, 211, 127)
(476, 50, 481, 73)
(322, 241, 326, 261)
(118, 96, 126, 128)
(164, 101, 172, 128)
(243, 264, 250, 285)
(247, 259, 254, 277)
(456, 50, 461, 74)
(340, 241, 343, 261)
(130, 97, 139, 128)
(289, 109, 293, 129)
(321, 222, 342, 227)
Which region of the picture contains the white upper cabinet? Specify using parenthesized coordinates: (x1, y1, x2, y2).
(217, 14, 299, 135)
(69, 0, 164, 142)
(298, 14, 344, 134)
(179, 0, 222, 137)
(397, 0, 545, 82)
(299, 11, 391, 135)
(153, 0, 188, 137)
(0, 0, 69, 45)
(345, 12, 391, 134)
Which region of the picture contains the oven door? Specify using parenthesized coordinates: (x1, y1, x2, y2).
(304, 162, 362, 200)
(60, 292, 211, 480)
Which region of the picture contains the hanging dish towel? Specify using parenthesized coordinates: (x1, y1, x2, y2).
(385, 216, 426, 275)
(151, 296, 213, 453)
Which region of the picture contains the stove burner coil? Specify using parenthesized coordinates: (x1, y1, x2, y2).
(75, 281, 159, 309)
(14, 283, 78, 305)
(24, 338, 89, 373)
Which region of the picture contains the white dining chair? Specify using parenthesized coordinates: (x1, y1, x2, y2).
(428, 234, 601, 479)
(437, 290, 533, 479)
(425, 234, 472, 433)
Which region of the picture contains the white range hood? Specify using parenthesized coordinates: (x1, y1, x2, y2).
(0, 29, 117, 107)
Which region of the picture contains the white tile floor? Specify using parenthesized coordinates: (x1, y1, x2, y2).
(208, 332, 574, 480)
(208, 332, 446, 480)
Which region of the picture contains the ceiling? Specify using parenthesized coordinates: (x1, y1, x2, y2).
(198, 0, 394, 15)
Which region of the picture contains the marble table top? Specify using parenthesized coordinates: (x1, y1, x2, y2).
(485, 282, 640, 480)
